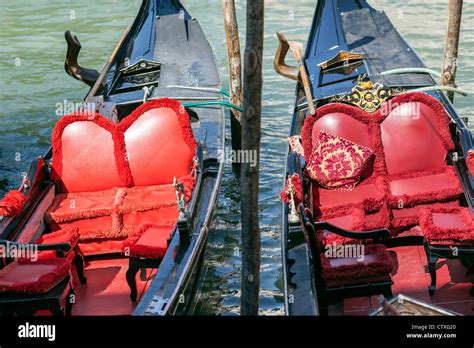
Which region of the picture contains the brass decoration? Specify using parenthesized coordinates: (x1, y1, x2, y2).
(286, 178, 300, 224)
(330, 75, 405, 113)
(319, 51, 364, 70)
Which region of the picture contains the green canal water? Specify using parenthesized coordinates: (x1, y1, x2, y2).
(0, 0, 472, 315)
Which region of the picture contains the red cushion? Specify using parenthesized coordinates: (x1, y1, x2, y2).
(50, 215, 119, 241)
(320, 244, 394, 287)
(51, 98, 196, 193)
(122, 223, 175, 259)
(0, 190, 26, 217)
(46, 176, 195, 256)
(35, 227, 80, 261)
(37, 227, 80, 246)
(0, 258, 70, 294)
(318, 207, 391, 246)
(307, 130, 373, 190)
(303, 92, 460, 233)
(120, 100, 196, 186)
(302, 104, 373, 165)
(46, 188, 119, 223)
(312, 110, 372, 148)
(391, 200, 461, 229)
(380, 100, 454, 175)
(122, 206, 180, 233)
(51, 116, 131, 193)
(120, 176, 195, 214)
(387, 167, 462, 207)
(419, 206, 474, 245)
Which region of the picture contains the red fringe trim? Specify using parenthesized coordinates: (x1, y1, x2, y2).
(122, 223, 175, 259)
(301, 114, 317, 164)
(0, 190, 26, 217)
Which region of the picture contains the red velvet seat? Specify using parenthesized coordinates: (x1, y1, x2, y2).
(302, 92, 462, 232)
(315, 177, 386, 214)
(419, 206, 474, 246)
(46, 177, 194, 250)
(380, 96, 463, 209)
(47, 98, 197, 255)
(33, 227, 87, 285)
(122, 224, 175, 259)
(0, 258, 71, 294)
(320, 244, 394, 287)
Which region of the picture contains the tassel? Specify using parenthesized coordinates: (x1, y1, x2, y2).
(0, 190, 27, 217)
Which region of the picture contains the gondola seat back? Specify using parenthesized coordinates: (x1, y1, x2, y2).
(47, 99, 197, 254)
(51, 98, 196, 193)
(302, 92, 463, 235)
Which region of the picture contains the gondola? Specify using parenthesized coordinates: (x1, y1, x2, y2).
(276, 0, 474, 316)
(0, 0, 225, 316)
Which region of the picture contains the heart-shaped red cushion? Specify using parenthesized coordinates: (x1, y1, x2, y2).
(51, 98, 196, 193)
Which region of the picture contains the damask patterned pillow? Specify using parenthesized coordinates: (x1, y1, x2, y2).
(307, 130, 373, 190)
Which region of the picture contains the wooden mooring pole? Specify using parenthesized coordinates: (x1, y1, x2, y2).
(441, 0, 463, 103)
(222, 0, 243, 151)
(240, 0, 264, 315)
